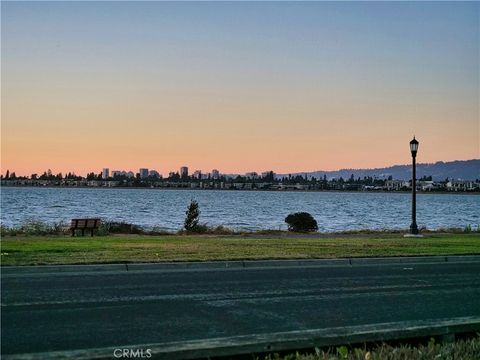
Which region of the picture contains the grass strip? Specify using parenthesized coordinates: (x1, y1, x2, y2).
(1, 233, 479, 266)
(260, 336, 480, 360)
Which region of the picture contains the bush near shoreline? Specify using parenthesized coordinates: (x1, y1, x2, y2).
(1, 219, 479, 237)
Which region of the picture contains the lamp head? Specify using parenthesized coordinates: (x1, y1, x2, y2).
(410, 136, 419, 157)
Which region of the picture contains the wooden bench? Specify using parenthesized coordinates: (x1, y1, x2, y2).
(70, 218, 101, 237)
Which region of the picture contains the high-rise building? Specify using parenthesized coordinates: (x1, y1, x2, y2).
(193, 170, 202, 179)
(211, 169, 220, 179)
(139, 168, 149, 179)
(180, 166, 189, 178)
(261, 171, 276, 181)
(102, 168, 109, 180)
(149, 170, 160, 178)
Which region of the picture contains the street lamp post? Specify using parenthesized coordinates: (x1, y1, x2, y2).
(409, 137, 419, 235)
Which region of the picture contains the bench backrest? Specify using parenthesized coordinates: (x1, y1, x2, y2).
(71, 218, 101, 229)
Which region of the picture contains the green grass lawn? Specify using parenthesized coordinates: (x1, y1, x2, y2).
(1, 233, 479, 266)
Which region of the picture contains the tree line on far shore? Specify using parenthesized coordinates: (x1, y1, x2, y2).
(2, 168, 452, 189)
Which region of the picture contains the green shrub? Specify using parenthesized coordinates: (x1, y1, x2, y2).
(2, 220, 120, 236)
(285, 212, 318, 233)
(96, 222, 111, 236)
(99, 221, 143, 235)
(260, 336, 480, 360)
(464, 224, 472, 233)
(209, 225, 235, 235)
(147, 227, 173, 236)
(1, 225, 17, 236)
(13, 220, 68, 236)
(179, 218, 236, 235)
(51, 222, 68, 234)
(192, 224, 209, 234)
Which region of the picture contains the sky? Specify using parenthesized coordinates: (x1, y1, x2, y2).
(1, 1, 479, 176)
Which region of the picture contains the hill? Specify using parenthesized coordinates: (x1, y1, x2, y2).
(285, 159, 480, 181)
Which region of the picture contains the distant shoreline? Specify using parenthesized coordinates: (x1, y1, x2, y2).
(1, 184, 479, 195)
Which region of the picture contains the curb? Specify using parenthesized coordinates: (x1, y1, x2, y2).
(4, 316, 480, 360)
(2, 255, 479, 275)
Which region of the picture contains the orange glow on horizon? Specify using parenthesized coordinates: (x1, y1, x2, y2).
(2, 2, 478, 176)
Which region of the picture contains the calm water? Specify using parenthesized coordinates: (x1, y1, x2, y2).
(1, 187, 478, 232)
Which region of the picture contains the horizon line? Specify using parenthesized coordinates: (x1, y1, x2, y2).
(3, 158, 478, 178)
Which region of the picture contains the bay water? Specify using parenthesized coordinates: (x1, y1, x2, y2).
(1, 187, 478, 232)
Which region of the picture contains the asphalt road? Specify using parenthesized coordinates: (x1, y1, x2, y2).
(2, 257, 480, 358)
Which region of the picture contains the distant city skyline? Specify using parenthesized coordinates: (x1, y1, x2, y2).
(3, 158, 479, 179)
(2, 2, 478, 175)
(2, 159, 479, 186)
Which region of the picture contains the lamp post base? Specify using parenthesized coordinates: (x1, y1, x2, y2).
(404, 233, 424, 238)
(409, 222, 419, 235)
(406, 222, 421, 237)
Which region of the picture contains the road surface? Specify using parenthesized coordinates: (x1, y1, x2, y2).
(2, 257, 480, 358)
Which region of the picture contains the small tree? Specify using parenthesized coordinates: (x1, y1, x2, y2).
(184, 200, 200, 232)
(285, 212, 318, 233)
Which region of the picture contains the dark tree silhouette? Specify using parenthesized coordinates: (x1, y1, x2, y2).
(184, 200, 200, 232)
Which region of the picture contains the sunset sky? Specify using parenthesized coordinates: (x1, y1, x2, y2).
(2, 2, 479, 176)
